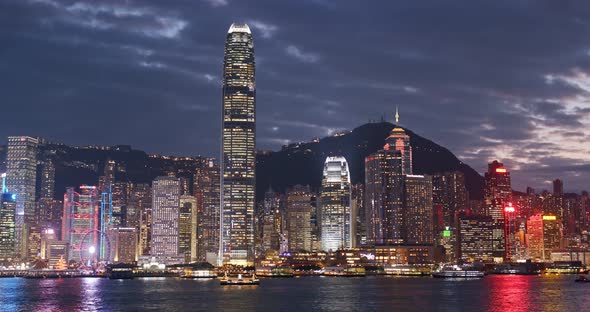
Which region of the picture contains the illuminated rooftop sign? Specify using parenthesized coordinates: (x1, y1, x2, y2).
(496, 168, 507, 173)
(543, 215, 557, 221)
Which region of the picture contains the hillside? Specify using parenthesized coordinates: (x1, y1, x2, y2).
(256, 122, 484, 200)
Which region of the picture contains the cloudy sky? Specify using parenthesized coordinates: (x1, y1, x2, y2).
(2, 0, 590, 192)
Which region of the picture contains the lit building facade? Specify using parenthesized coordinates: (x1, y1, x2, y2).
(320, 157, 352, 251)
(403, 175, 434, 245)
(220, 23, 256, 266)
(484, 160, 512, 260)
(6, 136, 38, 260)
(0, 193, 16, 264)
(194, 159, 220, 262)
(527, 214, 561, 261)
(131, 183, 152, 256)
(456, 212, 494, 262)
(109, 227, 137, 264)
(432, 171, 468, 237)
(179, 195, 197, 263)
(365, 121, 415, 246)
(150, 177, 181, 264)
(365, 149, 404, 245)
(62, 186, 100, 262)
(286, 185, 313, 252)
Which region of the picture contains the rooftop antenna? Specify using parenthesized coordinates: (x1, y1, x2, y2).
(395, 106, 400, 124)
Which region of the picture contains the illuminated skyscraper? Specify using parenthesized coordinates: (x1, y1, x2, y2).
(62, 186, 100, 262)
(220, 23, 256, 266)
(194, 159, 220, 262)
(151, 176, 181, 264)
(0, 193, 16, 264)
(432, 171, 468, 231)
(6, 136, 38, 260)
(109, 227, 137, 264)
(365, 117, 411, 246)
(527, 214, 561, 261)
(456, 212, 494, 262)
(320, 157, 352, 251)
(286, 185, 313, 252)
(403, 175, 434, 245)
(132, 184, 152, 256)
(178, 195, 197, 263)
(365, 149, 403, 245)
(484, 160, 512, 260)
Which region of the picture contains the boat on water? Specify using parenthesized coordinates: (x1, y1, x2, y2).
(322, 266, 366, 277)
(575, 275, 590, 283)
(179, 268, 217, 279)
(432, 264, 484, 278)
(384, 265, 431, 276)
(255, 266, 294, 278)
(107, 264, 135, 280)
(219, 272, 260, 285)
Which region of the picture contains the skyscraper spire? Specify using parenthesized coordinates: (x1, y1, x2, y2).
(395, 106, 399, 124)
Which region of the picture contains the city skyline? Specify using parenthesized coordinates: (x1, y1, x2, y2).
(3, 1, 590, 193)
(1, 3, 590, 311)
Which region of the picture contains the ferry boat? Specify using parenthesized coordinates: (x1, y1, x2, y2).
(322, 266, 366, 277)
(179, 268, 217, 279)
(255, 266, 294, 278)
(545, 261, 588, 275)
(384, 265, 432, 276)
(107, 264, 135, 280)
(219, 272, 260, 285)
(432, 265, 484, 278)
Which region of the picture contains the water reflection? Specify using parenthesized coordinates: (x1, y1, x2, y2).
(485, 275, 536, 312)
(1, 275, 589, 311)
(80, 278, 103, 311)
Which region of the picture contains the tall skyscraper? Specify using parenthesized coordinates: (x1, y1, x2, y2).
(150, 176, 181, 264)
(527, 214, 561, 261)
(365, 147, 404, 245)
(403, 175, 434, 245)
(132, 184, 152, 256)
(220, 23, 256, 266)
(484, 160, 512, 260)
(6, 136, 38, 221)
(178, 195, 197, 263)
(38, 160, 61, 237)
(0, 193, 16, 264)
(286, 185, 313, 252)
(39, 160, 55, 200)
(62, 186, 100, 262)
(432, 171, 468, 231)
(194, 159, 220, 262)
(455, 212, 494, 262)
(320, 157, 352, 251)
(365, 118, 411, 246)
(6, 136, 38, 260)
(109, 227, 137, 264)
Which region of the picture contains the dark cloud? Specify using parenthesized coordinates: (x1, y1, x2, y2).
(1, 0, 590, 192)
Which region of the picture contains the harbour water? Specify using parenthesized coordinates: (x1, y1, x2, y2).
(0, 275, 587, 311)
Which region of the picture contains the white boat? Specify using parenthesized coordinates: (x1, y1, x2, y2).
(432, 264, 484, 278)
(219, 272, 260, 285)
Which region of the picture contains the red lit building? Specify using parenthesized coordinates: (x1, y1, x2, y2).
(484, 161, 512, 261)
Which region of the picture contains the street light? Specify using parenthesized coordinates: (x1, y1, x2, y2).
(89, 246, 96, 254)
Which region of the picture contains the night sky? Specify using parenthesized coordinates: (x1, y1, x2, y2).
(2, 1, 590, 192)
